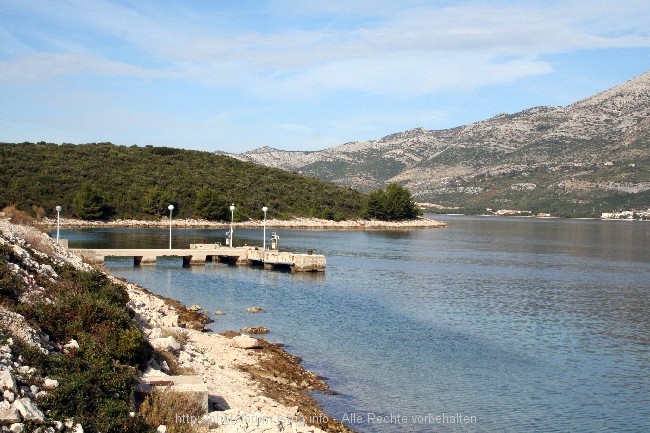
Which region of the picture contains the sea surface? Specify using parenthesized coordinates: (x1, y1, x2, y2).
(59, 216, 650, 432)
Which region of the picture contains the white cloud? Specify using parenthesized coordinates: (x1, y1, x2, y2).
(5, 0, 650, 93)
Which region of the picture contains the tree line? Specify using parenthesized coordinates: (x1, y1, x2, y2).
(1, 142, 420, 222)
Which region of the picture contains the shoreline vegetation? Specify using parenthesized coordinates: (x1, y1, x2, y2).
(0, 218, 357, 432)
(45, 216, 447, 230)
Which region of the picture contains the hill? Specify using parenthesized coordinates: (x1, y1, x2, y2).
(235, 71, 650, 216)
(0, 142, 365, 221)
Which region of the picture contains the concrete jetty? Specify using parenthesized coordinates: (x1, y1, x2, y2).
(68, 244, 326, 272)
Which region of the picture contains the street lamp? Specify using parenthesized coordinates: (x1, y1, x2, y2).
(262, 206, 268, 252)
(55, 206, 62, 244)
(168, 204, 174, 249)
(229, 204, 235, 248)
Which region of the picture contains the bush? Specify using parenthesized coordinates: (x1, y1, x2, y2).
(14, 263, 154, 432)
(362, 183, 420, 220)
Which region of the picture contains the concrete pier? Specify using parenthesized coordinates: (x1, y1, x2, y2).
(68, 244, 326, 272)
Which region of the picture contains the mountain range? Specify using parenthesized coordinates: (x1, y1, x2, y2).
(233, 71, 650, 216)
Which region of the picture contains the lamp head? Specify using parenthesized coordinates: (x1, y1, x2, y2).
(55, 206, 62, 212)
(262, 206, 268, 213)
(168, 204, 174, 211)
(230, 204, 235, 211)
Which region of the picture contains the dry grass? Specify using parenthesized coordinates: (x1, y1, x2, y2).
(139, 387, 208, 433)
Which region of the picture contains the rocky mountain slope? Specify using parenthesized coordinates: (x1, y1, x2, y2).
(234, 71, 650, 215)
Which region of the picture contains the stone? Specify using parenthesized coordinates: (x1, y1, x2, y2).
(73, 423, 84, 433)
(231, 335, 262, 349)
(149, 328, 163, 339)
(214, 310, 224, 315)
(160, 314, 179, 327)
(3, 389, 14, 402)
(64, 339, 79, 350)
(44, 378, 59, 388)
(246, 307, 263, 313)
(0, 370, 17, 392)
(9, 423, 23, 433)
(188, 304, 202, 312)
(151, 337, 181, 351)
(0, 407, 21, 425)
(13, 398, 45, 421)
(157, 425, 167, 433)
(240, 327, 269, 334)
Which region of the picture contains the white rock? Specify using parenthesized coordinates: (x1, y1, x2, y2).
(151, 336, 181, 351)
(160, 314, 179, 327)
(13, 398, 45, 421)
(9, 423, 23, 433)
(157, 425, 167, 433)
(44, 378, 59, 388)
(0, 369, 17, 392)
(73, 423, 84, 433)
(64, 339, 79, 350)
(0, 407, 21, 424)
(149, 328, 163, 339)
(3, 389, 14, 402)
(231, 335, 262, 349)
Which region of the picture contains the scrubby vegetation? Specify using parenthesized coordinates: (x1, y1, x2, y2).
(0, 141, 366, 221)
(0, 227, 155, 432)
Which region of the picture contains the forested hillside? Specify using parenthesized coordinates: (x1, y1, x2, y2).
(0, 142, 365, 221)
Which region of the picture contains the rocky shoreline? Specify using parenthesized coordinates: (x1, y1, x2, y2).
(45, 216, 446, 230)
(0, 220, 356, 433)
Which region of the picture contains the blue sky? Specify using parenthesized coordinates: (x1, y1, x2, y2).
(1, 1, 649, 153)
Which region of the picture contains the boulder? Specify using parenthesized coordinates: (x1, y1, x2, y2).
(13, 398, 44, 421)
(0, 370, 17, 392)
(246, 307, 263, 313)
(231, 335, 262, 349)
(64, 339, 79, 350)
(1, 391, 12, 404)
(0, 407, 21, 425)
(188, 305, 202, 312)
(151, 337, 181, 351)
(44, 378, 59, 388)
(240, 327, 269, 334)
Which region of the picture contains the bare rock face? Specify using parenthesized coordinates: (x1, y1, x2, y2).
(231, 335, 262, 349)
(233, 71, 650, 210)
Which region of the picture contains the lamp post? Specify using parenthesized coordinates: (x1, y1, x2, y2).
(55, 206, 62, 244)
(168, 204, 174, 249)
(262, 206, 268, 252)
(229, 204, 235, 248)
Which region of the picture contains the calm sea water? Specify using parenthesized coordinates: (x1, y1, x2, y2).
(59, 216, 650, 432)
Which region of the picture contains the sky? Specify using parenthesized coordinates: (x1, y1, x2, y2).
(1, 1, 650, 154)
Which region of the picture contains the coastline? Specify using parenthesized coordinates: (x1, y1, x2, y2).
(45, 216, 447, 230)
(0, 219, 356, 433)
(122, 278, 356, 433)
